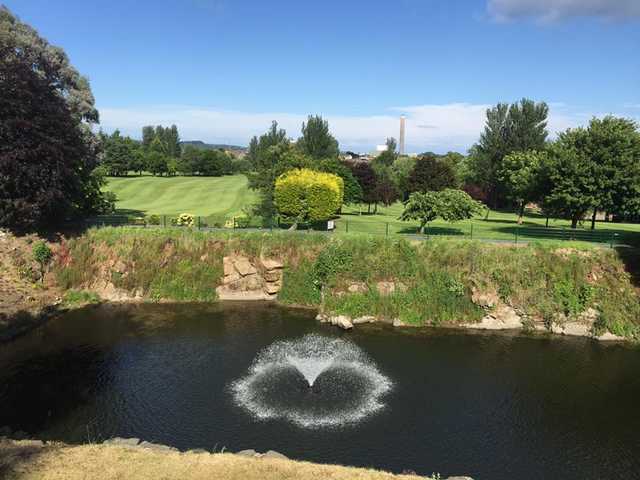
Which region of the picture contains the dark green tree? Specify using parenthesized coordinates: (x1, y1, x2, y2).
(349, 161, 378, 213)
(297, 115, 339, 159)
(317, 158, 362, 205)
(142, 126, 155, 149)
(541, 128, 598, 228)
(584, 116, 640, 228)
(498, 150, 545, 224)
(0, 6, 109, 230)
(467, 98, 548, 208)
(407, 155, 457, 193)
(247, 122, 302, 219)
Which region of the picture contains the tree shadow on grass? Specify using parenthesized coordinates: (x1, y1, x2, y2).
(0, 440, 49, 479)
(396, 225, 466, 236)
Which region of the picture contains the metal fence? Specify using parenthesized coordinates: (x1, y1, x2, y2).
(85, 214, 628, 248)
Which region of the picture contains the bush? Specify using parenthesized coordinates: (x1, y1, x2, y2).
(147, 214, 161, 225)
(32, 241, 52, 283)
(173, 213, 195, 227)
(274, 168, 343, 224)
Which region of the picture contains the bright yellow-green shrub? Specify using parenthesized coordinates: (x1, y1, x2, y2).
(274, 169, 344, 223)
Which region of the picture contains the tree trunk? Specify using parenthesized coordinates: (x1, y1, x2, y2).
(571, 216, 578, 229)
(288, 222, 298, 231)
(590, 210, 597, 230)
(517, 202, 525, 225)
(367, 203, 371, 214)
(374, 203, 378, 214)
(319, 285, 326, 314)
(545, 215, 549, 228)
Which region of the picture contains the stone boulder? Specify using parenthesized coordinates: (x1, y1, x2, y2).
(353, 315, 376, 324)
(236, 449, 258, 457)
(331, 315, 353, 330)
(471, 288, 499, 309)
(348, 282, 368, 294)
(263, 450, 288, 460)
(463, 305, 523, 330)
(218, 255, 284, 300)
(104, 437, 140, 447)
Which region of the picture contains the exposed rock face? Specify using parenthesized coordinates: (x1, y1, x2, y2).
(326, 315, 353, 330)
(471, 288, 499, 308)
(216, 255, 284, 301)
(348, 282, 368, 294)
(463, 305, 523, 330)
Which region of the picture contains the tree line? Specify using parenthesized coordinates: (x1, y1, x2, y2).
(99, 126, 249, 178)
(248, 102, 640, 230)
(465, 99, 640, 228)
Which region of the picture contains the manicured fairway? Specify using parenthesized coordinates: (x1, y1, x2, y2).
(104, 174, 257, 219)
(103, 174, 640, 245)
(336, 203, 640, 245)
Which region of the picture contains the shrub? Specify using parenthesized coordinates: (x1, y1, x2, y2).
(32, 241, 52, 283)
(174, 213, 195, 227)
(147, 214, 161, 225)
(274, 168, 343, 224)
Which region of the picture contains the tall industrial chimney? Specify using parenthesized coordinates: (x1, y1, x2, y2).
(399, 115, 406, 155)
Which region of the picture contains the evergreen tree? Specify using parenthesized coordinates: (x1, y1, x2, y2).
(297, 115, 339, 159)
(142, 126, 155, 148)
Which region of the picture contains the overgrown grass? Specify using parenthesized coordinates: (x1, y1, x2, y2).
(62, 290, 102, 307)
(55, 228, 640, 338)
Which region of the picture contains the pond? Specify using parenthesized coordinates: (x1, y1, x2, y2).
(1, 303, 639, 479)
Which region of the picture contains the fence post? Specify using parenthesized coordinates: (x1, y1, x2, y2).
(610, 233, 617, 249)
(163, 215, 166, 228)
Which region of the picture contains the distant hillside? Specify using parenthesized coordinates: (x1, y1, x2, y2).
(180, 141, 247, 153)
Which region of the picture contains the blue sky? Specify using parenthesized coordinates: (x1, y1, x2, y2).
(6, 0, 640, 152)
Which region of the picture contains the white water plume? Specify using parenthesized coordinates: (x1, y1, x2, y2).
(230, 334, 393, 428)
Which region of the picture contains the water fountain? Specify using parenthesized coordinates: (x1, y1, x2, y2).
(230, 334, 393, 428)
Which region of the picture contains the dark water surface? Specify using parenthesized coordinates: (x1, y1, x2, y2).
(1, 303, 639, 480)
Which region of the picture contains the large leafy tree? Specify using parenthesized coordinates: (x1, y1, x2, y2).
(247, 122, 308, 218)
(297, 115, 339, 159)
(541, 128, 598, 229)
(498, 150, 545, 224)
(391, 156, 417, 201)
(349, 161, 378, 213)
(317, 158, 362, 205)
(585, 116, 640, 227)
(467, 98, 548, 208)
(407, 155, 457, 193)
(400, 189, 484, 233)
(0, 6, 110, 230)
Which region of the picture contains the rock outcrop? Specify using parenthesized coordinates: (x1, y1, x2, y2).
(216, 256, 283, 301)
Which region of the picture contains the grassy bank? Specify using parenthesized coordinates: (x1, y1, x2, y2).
(0, 440, 435, 480)
(55, 228, 640, 338)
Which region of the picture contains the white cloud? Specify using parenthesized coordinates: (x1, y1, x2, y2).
(97, 103, 631, 154)
(487, 0, 640, 22)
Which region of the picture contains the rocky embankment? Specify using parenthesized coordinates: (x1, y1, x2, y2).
(316, 278, 627, 341)
(0, 433, 472, 480)
(0, 230, 62, 342)
(216, 255, 284, 300)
